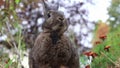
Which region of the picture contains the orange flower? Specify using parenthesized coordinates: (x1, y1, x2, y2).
(89, 52, 98, 58)
(83, 51, 92, 56)
(95, 41, 101, 45)
(84, 51, 98, 58)
(99, 35, 107, 40)
(85, 65, 90, 68)
(104, 45, 111, 51)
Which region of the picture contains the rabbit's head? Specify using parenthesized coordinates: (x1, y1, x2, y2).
(41, 0, 68, 35)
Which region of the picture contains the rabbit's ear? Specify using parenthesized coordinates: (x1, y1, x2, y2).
(41, 0, 51, 19)
(41, 0, 51, 30)
(51, 2, 59, 10)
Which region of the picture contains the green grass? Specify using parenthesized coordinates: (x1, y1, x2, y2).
(91, 26, 120, 68)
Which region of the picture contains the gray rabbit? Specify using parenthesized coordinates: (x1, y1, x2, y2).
(29, 0, 80, 68)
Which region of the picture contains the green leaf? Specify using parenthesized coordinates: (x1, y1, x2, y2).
(15, 0, 20, 4)
(5, 59, 13, 68)
(10, 4, 14, 10)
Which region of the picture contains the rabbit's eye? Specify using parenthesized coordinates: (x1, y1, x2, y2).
(47, 13, 51, 18)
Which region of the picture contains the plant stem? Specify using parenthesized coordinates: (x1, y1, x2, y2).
(100, 51, 116, 65)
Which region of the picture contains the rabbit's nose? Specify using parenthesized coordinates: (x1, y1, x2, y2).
(58, 17, 64, 21)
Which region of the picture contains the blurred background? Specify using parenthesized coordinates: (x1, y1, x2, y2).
(0, 0, 120, 68)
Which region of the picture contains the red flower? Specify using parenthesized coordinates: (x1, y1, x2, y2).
(91, 53, 98, 58)
(89, 52, 98, 58)
(84, 51, 98, 58)
(85, 65, 90, 68)
(95, 41, 101, 45)
(99, 35, 107, 40)
(104, 45, 111, 51)
(83, 51, 92, 56)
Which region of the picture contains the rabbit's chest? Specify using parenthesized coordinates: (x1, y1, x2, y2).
(38, 37, 72, 65)
(44, 41, 72, 62)
(50, 43, 71, 58)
